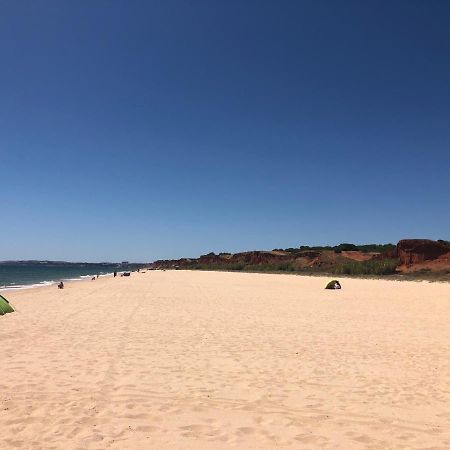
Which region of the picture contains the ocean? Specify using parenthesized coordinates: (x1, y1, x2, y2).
(0, 263, 124, 291)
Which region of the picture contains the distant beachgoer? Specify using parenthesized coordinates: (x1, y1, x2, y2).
(92, 276, 96, 281)
(96, 274, 99, 279)
(114, 271, 117, 277)
(325, 280, 341, 290)
(58, 282, 64, 289)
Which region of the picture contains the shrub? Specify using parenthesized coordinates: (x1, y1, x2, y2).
(334, 243, 358, 252)
(200, 252, 216, 257)
(245, 262, 297, 272)
(334, 259, 399, 276)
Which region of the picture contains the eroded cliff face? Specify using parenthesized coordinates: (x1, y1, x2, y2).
(150, 240, 450, 274)
(150, 250, 371, 270)
(396, 240, 450, 266)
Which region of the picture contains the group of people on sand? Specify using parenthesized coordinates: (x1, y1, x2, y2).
(57, 270, 126, 289)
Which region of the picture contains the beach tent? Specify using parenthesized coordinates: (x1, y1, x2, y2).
(325, 280, 341, 290)
(0, 294, 14, 315)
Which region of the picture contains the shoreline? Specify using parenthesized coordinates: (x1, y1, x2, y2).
(1, 268, 447, 297)
(0, 271, 116, 293)
(4, 260, 448, 289)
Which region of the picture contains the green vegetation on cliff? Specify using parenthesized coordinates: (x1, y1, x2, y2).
(333, 259, 399, 276)
(187, 259, 399, 276)
(273, 243, 396, 254)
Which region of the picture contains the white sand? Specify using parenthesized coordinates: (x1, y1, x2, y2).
(1, 271, 450, 449)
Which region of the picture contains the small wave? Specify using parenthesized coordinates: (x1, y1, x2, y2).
(0, 271, 116, 292)
(0, 280, 57, 292)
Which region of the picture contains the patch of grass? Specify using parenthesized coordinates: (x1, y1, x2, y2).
(188, 261, 298, 273)
(183, 261, 449, 281)
(191, 263, 245, 271)
(334, 259, 399, 276)
(245, 262, 297, 272)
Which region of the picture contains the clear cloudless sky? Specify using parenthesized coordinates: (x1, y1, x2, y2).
(1, 0, 449, 262)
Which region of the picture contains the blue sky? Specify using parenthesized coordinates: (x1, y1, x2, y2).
(1, 1, 449, 262)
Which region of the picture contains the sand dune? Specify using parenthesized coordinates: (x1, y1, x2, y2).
(1, 271, 450, 449)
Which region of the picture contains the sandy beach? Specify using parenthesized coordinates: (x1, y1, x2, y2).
(1, 271, 450, 449)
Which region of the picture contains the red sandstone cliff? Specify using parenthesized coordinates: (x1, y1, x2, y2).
(150, 240, 450, 274)
(396, 239, 450, 271)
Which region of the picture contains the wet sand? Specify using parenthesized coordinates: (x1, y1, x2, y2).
(1, 271, 450, 449)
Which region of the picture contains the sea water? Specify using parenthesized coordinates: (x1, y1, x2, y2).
(0, 263, 122, 291)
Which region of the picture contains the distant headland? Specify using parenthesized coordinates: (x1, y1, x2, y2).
(0, 261, 146, 268)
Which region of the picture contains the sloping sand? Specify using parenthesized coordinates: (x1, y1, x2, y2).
(1, 271, 450, 449)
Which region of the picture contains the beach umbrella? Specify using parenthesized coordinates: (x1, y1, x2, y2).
(0, 294, 14, 315)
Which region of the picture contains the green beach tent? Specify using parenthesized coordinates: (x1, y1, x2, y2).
(325, 280, 341, 290)
(0, 294, 14, 315)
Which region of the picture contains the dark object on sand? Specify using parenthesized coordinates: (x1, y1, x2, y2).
(58, 282, 64, 289)
(325, 280, 341, 289)
(114, 271, 117, 277)
(92, 276, 96, 281)
(122, 272, 131, 277)
(0, 294, 14, 315)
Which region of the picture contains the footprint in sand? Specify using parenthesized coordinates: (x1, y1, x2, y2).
(135, 425, 160, 433)
(294, 433, 329, 444)
(352, 434, 372, 443)
(179, 424, 221, 439)
(235, 427, 256, 435)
